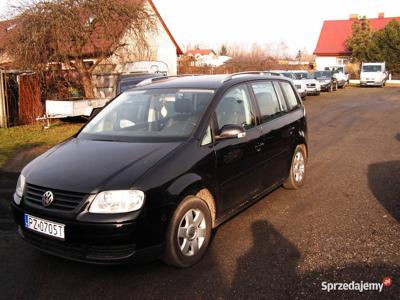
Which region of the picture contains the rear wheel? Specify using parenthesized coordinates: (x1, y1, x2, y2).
(283, 144, 307, 189)
(164, 196, 212, 268)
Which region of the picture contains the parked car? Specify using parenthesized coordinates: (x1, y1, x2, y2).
(360, 62, 388, 87)
(291, 71, 321, 95)
(12, 73, 308, 268)
(311, 70, 338, 92)
(116, 73, 165, 96)
(269, 71, 307, 100)
(326, 65, 349, 88)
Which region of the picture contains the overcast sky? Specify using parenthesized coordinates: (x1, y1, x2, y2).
(1, 0, 399, 55)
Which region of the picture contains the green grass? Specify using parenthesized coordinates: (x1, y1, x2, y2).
(0, 122, 83, 167)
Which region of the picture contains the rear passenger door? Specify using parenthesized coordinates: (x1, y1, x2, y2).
(249, 80, 295, 190)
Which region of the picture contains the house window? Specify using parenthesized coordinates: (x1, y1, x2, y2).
(337, 57, 349, 65)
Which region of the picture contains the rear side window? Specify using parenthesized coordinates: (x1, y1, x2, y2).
(280, 82, 300, 110)
(250, 81, 282, 123)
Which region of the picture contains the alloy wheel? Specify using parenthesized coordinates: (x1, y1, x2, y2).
(293, 151, 305, 183)
(177, 209, 206, 256)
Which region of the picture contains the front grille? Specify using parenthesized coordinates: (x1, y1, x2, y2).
(20, 228, 136, 262)
(24, 183, 86, 211)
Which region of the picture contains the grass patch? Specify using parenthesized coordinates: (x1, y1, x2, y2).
(0, 122, 83, 167)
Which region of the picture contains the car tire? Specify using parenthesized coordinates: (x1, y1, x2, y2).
(164, 196, 212, 268)
(283, 144, 307, 190)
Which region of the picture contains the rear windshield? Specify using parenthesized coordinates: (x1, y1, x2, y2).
(118, 80, 143, 94)
(281, 72, 295, 79)
(79, 89, 214, 142)
(362, 65, 382, 72)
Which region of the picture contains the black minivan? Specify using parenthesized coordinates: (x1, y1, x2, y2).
(12, 73, 308, 267)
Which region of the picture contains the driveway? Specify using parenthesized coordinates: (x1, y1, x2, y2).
(1, 87, 399, 299)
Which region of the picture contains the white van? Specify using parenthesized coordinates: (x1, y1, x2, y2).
(360, 62, 388, 87)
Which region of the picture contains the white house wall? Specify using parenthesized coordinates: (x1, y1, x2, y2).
(315, 56, 337, 70)
(106, 13, 178, 75)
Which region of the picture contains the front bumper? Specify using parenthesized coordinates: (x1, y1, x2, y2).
(320, 83, 331, 91)
(11, 203, 163, 264)
(360, 80, 383, 86)
(306, 87, 320, 95)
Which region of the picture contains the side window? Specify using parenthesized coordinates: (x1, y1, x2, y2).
(215, 84, 255, 131)
(273, 81, 288, 112)
(201, 125, 212, 146)
(280, 81, 300, 110)
(250, 81, 282, 123)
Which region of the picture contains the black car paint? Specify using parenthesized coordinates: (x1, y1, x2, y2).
(11, 75, 307, 264)
(115, 73, 165, 96)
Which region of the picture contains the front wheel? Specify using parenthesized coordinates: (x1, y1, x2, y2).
(283, 145, 307, 189)
(164, 196, 212, 268)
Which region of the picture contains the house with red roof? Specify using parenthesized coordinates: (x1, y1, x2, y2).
(185, 49, 218, 66)
(184, 49, 231, 67)
(314, 13, 400, 70)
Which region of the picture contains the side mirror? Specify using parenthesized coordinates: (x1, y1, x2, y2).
(215, 124, 246, 141)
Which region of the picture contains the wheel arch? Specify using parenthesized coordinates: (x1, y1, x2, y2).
(167, 173, 218, 228)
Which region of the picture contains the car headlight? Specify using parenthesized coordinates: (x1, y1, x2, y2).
(89, 190, 145, 213)
(14, 174, 26, 205)
(325, 79, 331, 83)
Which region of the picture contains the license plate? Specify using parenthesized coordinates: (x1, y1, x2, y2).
(24, 214, 65, 240)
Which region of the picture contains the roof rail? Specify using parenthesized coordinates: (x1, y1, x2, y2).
(222, 71, 278, 83)
(136, 74, 202, 87)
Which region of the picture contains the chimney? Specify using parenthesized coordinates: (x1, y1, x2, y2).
(349, 14, 358, 20)
(378, 12, 385, 19)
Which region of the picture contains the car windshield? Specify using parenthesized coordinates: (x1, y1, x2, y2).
(294, 72, 308, 80)
(362, 65, 382, 72)
(313, 71, 331, 78)
(79, 88, 214, 142)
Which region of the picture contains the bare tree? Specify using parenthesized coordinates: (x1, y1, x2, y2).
(4, 0, 156, 98)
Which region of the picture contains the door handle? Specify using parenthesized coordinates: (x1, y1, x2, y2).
(255, 142, 265, 152)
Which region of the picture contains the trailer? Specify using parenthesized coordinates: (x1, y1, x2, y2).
(44, 98, 109, 119)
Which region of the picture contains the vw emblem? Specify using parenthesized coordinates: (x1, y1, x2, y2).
(42, 191, 54, 207)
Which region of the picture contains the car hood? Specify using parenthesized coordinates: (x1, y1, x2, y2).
(22, 138, 181, 193)
(301, 79, 317, 84)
